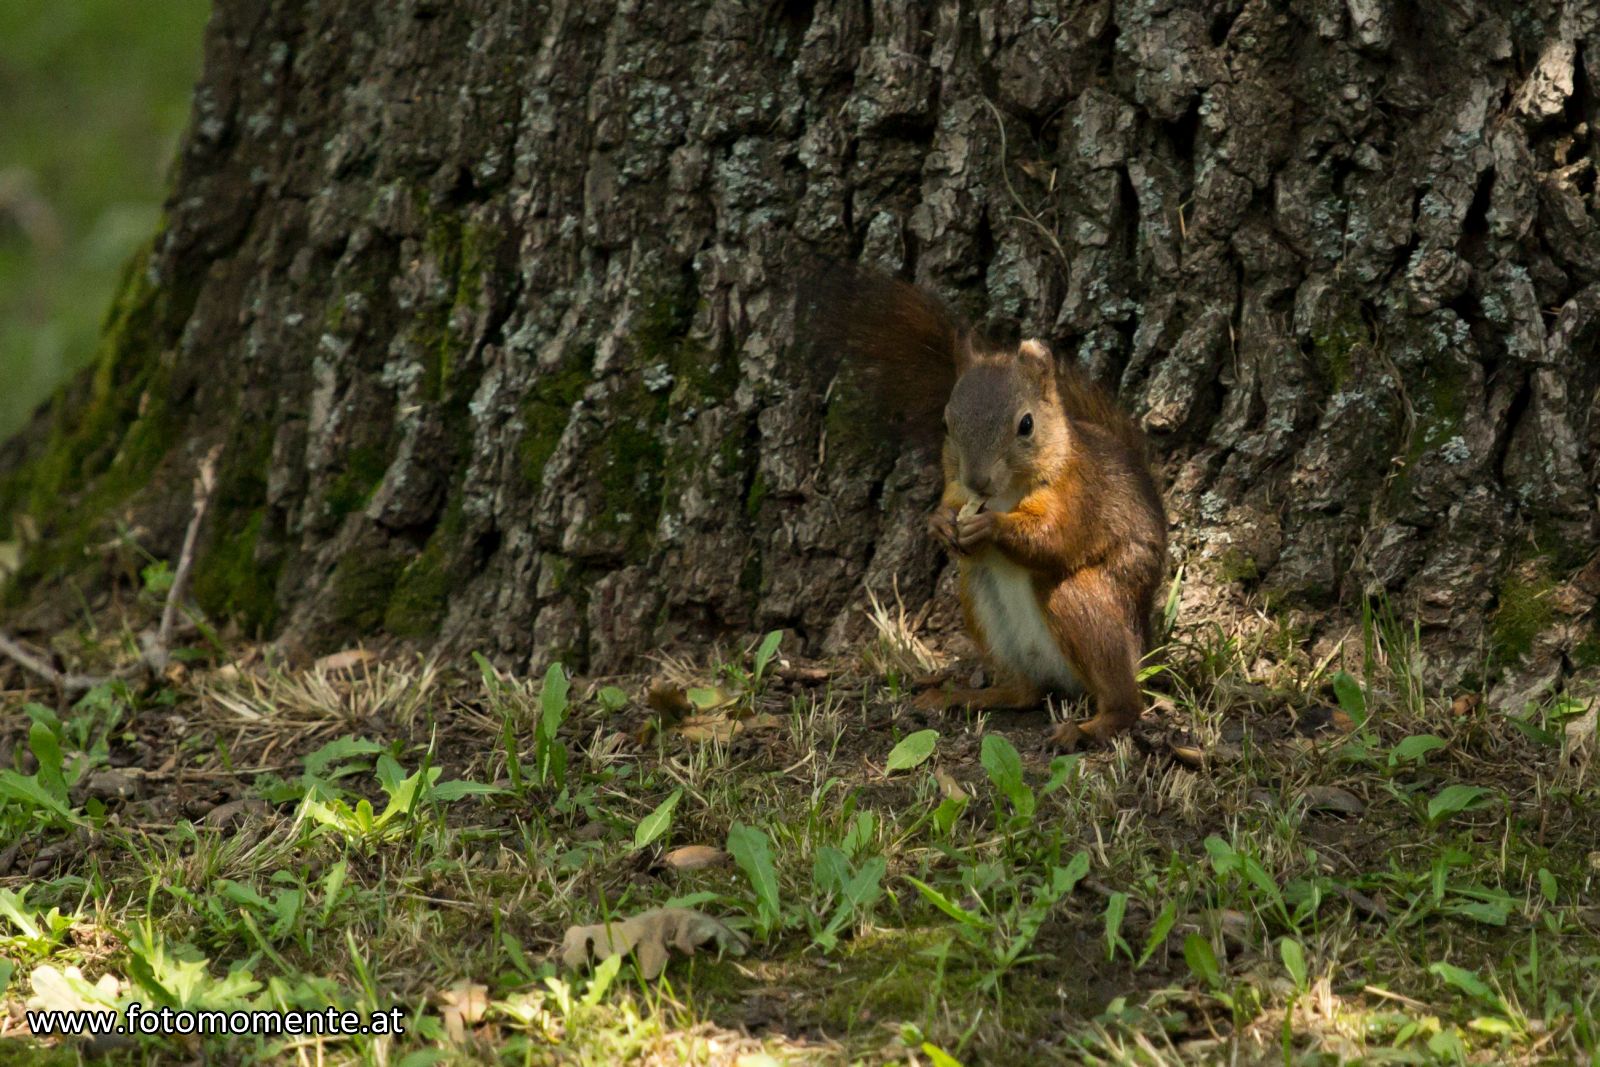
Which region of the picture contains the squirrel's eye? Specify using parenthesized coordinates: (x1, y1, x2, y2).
(1017, 413, 1034, 437)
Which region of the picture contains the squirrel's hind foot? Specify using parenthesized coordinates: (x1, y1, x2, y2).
(913, 682, 1040, 713)
(1048, 711, 1138, 752)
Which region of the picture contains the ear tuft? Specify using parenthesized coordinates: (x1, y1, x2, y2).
(1017, 339, 1054, 383)
(955, 332, 980, 374)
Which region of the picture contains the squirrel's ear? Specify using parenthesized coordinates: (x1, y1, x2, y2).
(1017, 339, 1055, 385)
(955, 332, 979, 374)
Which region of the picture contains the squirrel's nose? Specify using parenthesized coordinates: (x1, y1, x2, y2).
(967, 476, 994, 499)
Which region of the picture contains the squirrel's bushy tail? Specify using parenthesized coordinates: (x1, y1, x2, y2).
(1055, 364, 1152, 464)
(798, 263, 964, 444)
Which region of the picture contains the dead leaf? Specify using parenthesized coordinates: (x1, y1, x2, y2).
(675, 712, 784, 743)
(1293, 704, 1349, 737)
(646, 681, 694, 719)
(1168, 741, 1206, 769)
(435, 979, 489, 1043)
(84, 768, 141, 803)
(1451, 693, 1481, 717)
(686, 685, 738, 711)
(1017, 158, 1055, 185)
(561, 907, 748, 979)
(774, 664, 831, 686)
(663, 845, 730, 870)
(573, 821, 609, 841)
(676, 715, 736, 742)
(933, 768, 969, 802)
(315, 648, 375, 673)
(1564, 702, 1597, 781)
(202, 798, 270, 829)
(1301, 785, 1364, 816)
(1333, 883, 1389, 922)
(1217, 909, 1252, 950)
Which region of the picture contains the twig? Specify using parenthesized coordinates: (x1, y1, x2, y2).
(147, 444, 222, 671)
(0, 632, 107, 695)
(0, 445, 223, 694)
(982, 97, 1071, 274)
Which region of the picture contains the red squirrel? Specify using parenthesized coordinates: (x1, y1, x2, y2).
(813, 267, 1168, 748)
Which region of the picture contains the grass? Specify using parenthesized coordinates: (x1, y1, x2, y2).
(1, 580, 1598, 1065)
(0, 0, 209, 442)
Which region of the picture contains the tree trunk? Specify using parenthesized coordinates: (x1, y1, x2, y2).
(2, 0, 1597, 705)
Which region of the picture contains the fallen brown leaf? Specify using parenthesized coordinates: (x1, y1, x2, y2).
(1217, 909, 1252, 950)
(663, 845, 730, 870)
(1301, 785, 1364, 816)
(561, 907, 748, 979)
(1333, 883, 1389, 921)
(435, 980, 489, 1043)
(933, 768, 969, 802)
(1563, 702, 1597, 782)
(202, 798, 271, 829)
(1168, 741, 1206, 769)
(646, 681, 694, 719)
(315, 648, 375, 673)
(1452, 693, 1481, 716)
(675, 712, 784, 743)
(775, 664, 831, 686)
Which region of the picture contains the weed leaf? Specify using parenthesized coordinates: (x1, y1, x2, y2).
(885, 729, 939, 774)
(1389, 734, 1446, 766)
(1279, 937, 1308, 990)
(1429, 962, 1502, 1010)
(753, 630, 783, 684)
(1330, 671, 1367, 726)
(1183, 932, 1222, 990)
(634, 788, 683, 850)
(0, 770, 79, 824)
(27, 723, 65, 801)
(727, 822, 781, 934)
(905, 876, 992, 931)
(980, 734, 1035, 817)
(1042, 754, 1080, 795)
(812, 846, 850, 896)
(1138, 901, 1177, 967)
(921, 1043, 965, 1067)
(1104, 892, 1129, 961)
(1427, 784, 1494, 824)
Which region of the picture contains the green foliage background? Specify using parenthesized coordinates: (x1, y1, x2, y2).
(0, 0, 209, 442)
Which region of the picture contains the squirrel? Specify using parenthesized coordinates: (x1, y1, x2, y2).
(807, 265, 1169, 748)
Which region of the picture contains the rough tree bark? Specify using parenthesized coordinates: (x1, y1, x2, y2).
(2, 0, 1597, 707)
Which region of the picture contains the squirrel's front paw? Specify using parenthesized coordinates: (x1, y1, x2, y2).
(954, 509, 996, 551)
(927, 507, 961, 554)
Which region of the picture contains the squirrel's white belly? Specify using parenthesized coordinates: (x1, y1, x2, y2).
(963, 551, 1083, 695)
